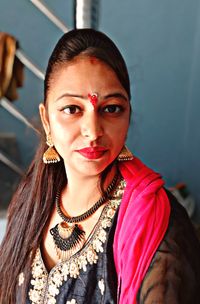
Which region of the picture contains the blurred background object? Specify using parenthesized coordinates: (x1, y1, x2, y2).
(169, 183, 196, 218)
(74, 0, 100, 29)
(0, 32, 25, 216)
(0, 32, 24, 102)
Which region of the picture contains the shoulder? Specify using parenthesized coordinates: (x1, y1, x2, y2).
(166, 189, 200, 252)
(138, 190, 200, 304)
(164, 189, 200, 269)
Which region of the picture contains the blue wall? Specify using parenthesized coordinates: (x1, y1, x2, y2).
(0, 0, 200, 221)
(102, 0, 200, 222)
(0, 0, 74, 166)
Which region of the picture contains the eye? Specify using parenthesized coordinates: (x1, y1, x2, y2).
(102, 105, 123, 113)
(62, 105, 81, 114)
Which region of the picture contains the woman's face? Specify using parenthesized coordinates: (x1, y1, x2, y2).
(40, 56, 130, 177)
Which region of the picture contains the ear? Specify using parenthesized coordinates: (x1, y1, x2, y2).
(39, 103, 50, 135)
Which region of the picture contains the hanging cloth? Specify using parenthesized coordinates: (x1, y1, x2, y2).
(114, 157, 171, 303)
(0, 32, 24, 101)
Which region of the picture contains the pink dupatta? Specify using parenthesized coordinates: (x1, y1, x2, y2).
(114, 157, 171, 303)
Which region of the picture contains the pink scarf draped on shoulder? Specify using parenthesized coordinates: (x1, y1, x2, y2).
(114, 157, 171, 303)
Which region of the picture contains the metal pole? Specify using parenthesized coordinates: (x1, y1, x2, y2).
(16, 49, 45, 80)
(30, 0, 69, 33)
(0, 98, 40, 135)
(0, 151, 24, 176)
(74, 0, 100, 29)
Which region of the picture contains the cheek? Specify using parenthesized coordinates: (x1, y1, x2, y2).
(107, 121, 129, 150)
(48, 114, 72, 144)
(49, 114, 62, 135)
(110, 118, 129, 136)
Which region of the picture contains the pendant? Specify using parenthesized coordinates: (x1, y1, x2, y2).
(50, 222, 86, 261)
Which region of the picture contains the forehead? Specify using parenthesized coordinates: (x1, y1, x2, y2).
(47, 56, 126, 99)
(51, 55, 115, 79)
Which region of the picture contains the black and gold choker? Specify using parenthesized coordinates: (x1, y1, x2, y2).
(50, 173, 119, 261)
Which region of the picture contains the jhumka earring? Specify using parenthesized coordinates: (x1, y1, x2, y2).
(43, 134, 60, 164)
(117, 145, 134, 161)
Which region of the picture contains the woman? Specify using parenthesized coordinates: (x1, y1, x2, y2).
(0, 28, 200, 304)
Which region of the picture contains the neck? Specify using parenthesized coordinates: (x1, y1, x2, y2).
(61, 165, 117, 216)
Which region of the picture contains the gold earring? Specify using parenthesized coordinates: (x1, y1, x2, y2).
(43, 134, 60, 164)
(117, 146, 134, 161)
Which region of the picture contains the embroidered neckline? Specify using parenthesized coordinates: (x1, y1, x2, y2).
(28, 178, 126, 304)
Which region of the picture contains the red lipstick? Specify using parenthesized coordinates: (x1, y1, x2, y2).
(76, 147, 107, 159)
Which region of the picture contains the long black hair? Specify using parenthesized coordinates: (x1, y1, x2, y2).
(0, 28, 131, 303)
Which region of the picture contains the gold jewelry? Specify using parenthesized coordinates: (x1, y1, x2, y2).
(117, 145, 134, 161)
(50, 173, 119, 261)
(43, 134, 60, 164)
(50, 222, 85, 261)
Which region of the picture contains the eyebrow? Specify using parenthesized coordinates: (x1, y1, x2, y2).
(55, 93, 85, 102)
(103, 93, 128, 102)
(55, 92, 128, 102)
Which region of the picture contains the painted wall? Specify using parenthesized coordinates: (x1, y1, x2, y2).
(99, 0, 200, 221)
(0, 0, 74, 167)
(0, 0, 200, 221)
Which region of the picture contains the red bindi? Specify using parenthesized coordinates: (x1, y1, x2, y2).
(88, 93, 98, 107)
(89, 57, 98, 65)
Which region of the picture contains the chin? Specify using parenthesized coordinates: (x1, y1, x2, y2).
(79, 163, 109, 176)
(63, 152, 116, 176)
(71, 159, 113, 177)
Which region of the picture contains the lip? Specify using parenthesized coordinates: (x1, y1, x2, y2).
(76, 146, 108, 159)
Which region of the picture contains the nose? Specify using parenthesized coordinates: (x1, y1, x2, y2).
(81, 112, 103, 140)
